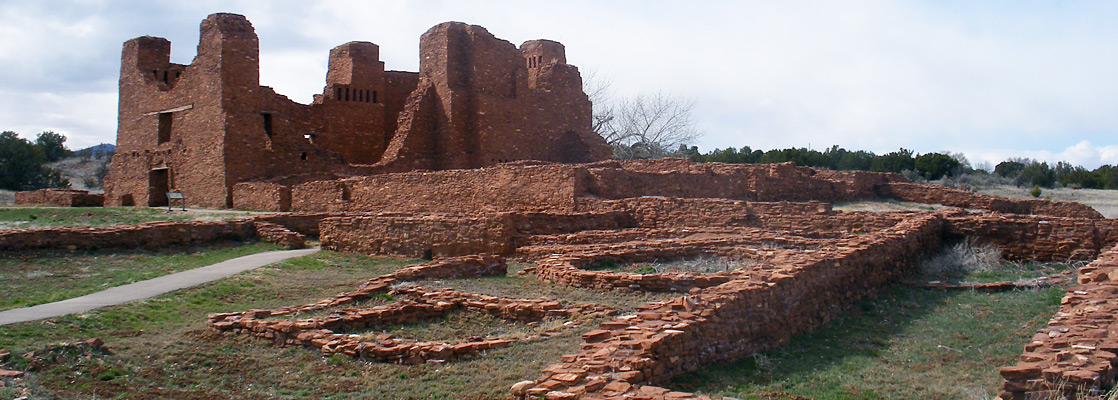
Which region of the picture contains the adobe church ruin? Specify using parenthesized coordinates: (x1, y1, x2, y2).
(105, 13, 610, 209)
(17, 11, 1102, 400)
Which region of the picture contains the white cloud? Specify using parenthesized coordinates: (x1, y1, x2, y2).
(962, 141, 1118, 171)
(0, 0, 1114, 163)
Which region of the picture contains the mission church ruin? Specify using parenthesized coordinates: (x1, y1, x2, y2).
(105, 13, 610, 209)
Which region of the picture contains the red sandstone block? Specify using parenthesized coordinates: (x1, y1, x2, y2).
(583, 329, 611, 343)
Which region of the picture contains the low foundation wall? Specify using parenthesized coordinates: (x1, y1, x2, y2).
(946, 213, 1118, 262)
(232, 182, 291, 212)
(290, 164, 584, 213)
(14, 189, 104, 207)
(0, 214, 338, 251)
(209, 255, 614, 365)
(319, 212, 634, 258)
(515, 213, 946, 399)
(879, 182, 1104, 219)
(0, 219, 256, 251)
(997, 244, 1118, 400)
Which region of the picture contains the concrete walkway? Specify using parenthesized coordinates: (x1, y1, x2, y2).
(0, 247, 319, 326)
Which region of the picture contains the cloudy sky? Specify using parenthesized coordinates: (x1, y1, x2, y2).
(2, 0, 1116, 169)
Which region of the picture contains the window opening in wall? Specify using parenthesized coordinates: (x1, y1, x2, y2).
(336, 87, 342, 100)
(162, 71, 169, 84)
(262, 113, 273, 137)
(300, 152, 307, 161)
(345, 87, 350, 101)
(157, 112, 172, 144)
(372, 91, 377, 103)
(152, 70, 158, 79)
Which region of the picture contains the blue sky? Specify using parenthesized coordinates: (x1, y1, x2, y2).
(1, 0, 1115, 169)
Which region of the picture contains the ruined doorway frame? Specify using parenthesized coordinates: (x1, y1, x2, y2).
(148, 168, 170, 207)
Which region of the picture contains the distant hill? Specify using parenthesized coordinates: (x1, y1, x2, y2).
(47, 144, 114, 192)
(73, 143, 116, 159)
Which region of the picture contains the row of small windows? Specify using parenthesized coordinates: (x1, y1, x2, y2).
(336, 87, 376, 103)
(151, 70, 181, 84)
(525, 55, 543, 68)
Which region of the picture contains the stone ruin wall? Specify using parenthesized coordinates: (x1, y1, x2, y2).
(14, 189, 103, 207)
(999, 244, 1118, 400)
(7, 158, 1118, 398)
(105, 13, 610, 210)
(0, 213, 344, 252)
(880, 182, 1104, 219)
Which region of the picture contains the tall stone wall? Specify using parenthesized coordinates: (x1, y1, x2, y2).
(107, 14, 610, 210)
(375, 23, 610, 171)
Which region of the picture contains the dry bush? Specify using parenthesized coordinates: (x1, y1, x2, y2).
(919, 239, 1003, 278)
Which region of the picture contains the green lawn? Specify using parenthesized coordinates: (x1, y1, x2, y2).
(671, 285, 1064, 400)
(0, 241, 281, 311)
(0, 253, 672, 399)
(0, 207, 259, 230)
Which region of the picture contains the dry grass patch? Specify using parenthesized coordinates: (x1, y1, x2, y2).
(0, 254, 676, 399)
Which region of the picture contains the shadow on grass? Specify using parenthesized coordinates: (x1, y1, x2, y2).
(670, 284, 1063, 400)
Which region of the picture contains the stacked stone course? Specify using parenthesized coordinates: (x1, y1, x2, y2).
(209, 255, 614, 365)
(998, 244, 1118, 400)
(879, 182, 1104, 219)
(514, 214, 946, 399)
(0, 213, 344, 251)
(14, 189, 104, 207)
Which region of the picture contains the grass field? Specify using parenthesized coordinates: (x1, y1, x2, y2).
(0, 252, 675, 399)
(0, 243, 1078, 399)
(0, 206, 264, 230)
(0, 241, 281, 312)
(671, 285, 1063, 400)
(977, 184, 1118, 219)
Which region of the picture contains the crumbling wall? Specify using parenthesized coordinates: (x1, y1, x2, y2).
(0, 220, 257, 251)
(291, 163, 585, 213)
(945, 213, 1118, 262)
(878, 182, 1104, 219)
(515, 214, 946, 398)
(209, 255, 614, 365)
(375, 22, 610, 171)
(14, 189, 104, 207)
(232, 182, 291, 211)
(998, 244, 1118, 400)
(319, 211, 633, 258)
(0, 213, 336, 251)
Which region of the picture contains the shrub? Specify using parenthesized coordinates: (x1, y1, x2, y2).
(918, 239, 1003, 278)
(1030, 185, 1042, 198)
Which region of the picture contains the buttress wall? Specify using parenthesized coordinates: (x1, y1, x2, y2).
(378, 22, 610, 171)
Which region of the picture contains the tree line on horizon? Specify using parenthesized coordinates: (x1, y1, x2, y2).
(675, 144, 1118, 190)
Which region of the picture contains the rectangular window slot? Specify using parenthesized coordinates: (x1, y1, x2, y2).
(157, 112, 172, 144)
(262, 113, 273, 137)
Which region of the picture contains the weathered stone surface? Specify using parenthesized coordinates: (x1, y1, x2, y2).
(105, 13, 609, 209)
(14, 189, 104, 207)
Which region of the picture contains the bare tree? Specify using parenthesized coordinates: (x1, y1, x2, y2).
(582, 71, 701, 159)
(605, 92, 702, 159)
